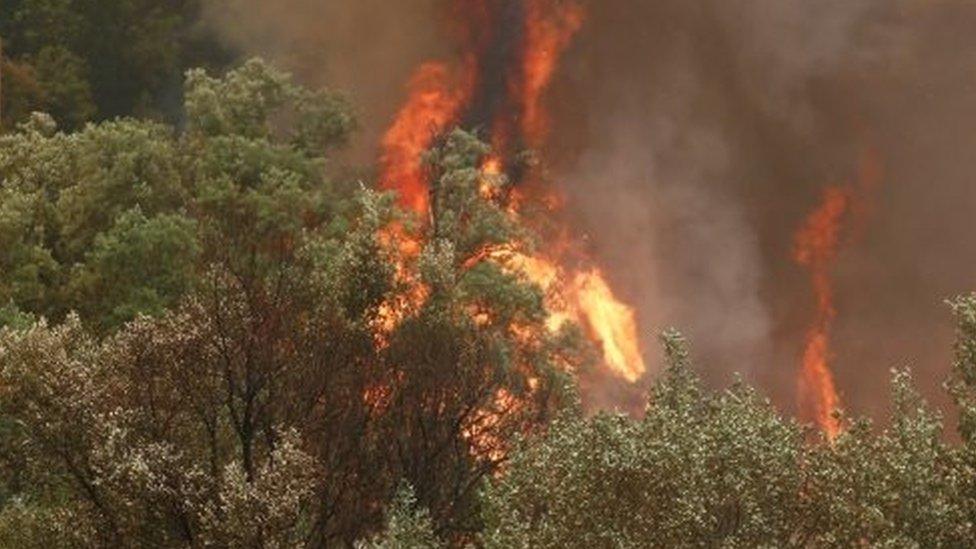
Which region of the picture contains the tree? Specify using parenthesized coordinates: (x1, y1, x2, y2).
(374, 130, 581, 541)
(800, 369, 970, 547)
(948, 294, 976, 536)
(482, 332, 975, 547)
(0, 58, 355, 332)
(0, 315, 323, 547)
(65, 208, 199, 330)
(5, 53, 976, 549)
(0, 113, 191, 329)
(482, 331, 809, 548)
(0, 59, 585, 546)
(358, 484, 442, 549)
(0, 56, 47, 130)
(0, 0, 232, 129)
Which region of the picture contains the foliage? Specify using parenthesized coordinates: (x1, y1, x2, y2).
(377, 131, 577, 537)
(949, 294, 976, 442)
(0, 59, 581, 546)
(482, 331, 808, 548)
(184, 57, 355, 155)
(482, 332, 976, 548)
(0, 316, 322, 547)
(357, 484, 442, 549)
(0, 0, 232, 129)
(2, 54, 976, 548)
(0, 58, 353, 331)
(66, 208, 199, 330)
(948, 294, 976, 537)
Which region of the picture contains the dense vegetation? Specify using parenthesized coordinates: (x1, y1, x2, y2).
(1, 26, 976, 549)
(0, 0, 229, 130)
(0, 59, 585, 547)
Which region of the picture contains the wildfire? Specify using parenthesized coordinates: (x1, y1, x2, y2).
(380, 61, 474, 214)
(508, 252, 645, 382)
(571, 269, 645, 382)
(519, 0, 585, 146)
(377, 0, 646, 384)
(794, 186, 850, 440)
(793, 150, 883, 440)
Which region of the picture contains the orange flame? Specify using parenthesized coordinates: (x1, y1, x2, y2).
(509, 253, 646, 381)
(520, 0, 585, 146)
(571, 269, 645, 382)
(380, 61, 475, 214)
(377, 0, 646, 386)
(793, 149, 883, 440)
(794, 186, 851, 439)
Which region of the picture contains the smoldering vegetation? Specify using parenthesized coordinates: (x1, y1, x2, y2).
(202, 0, 976, 417)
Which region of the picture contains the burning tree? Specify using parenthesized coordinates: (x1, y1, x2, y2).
(4, 3, 976, 548)
(0, 58, 586, 546)
(379, 0, 647, 391)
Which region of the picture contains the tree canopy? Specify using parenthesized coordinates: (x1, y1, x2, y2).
(0, 0, 232, 129)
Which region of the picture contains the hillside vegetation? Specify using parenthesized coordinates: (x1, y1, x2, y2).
(0, 58, 975, 547)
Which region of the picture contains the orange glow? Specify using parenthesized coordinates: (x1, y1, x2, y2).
(480, 155, 504, 199)
(363, 383, 393, 415)
(482, 156, 503, 175)
(380, 61, 474, 214)
(509, 253, 646, 382)
(375, 224, 429, 339)
(376, 0, 646, 389)
(793, 150, 883, 440)
(571, 269, 645, 383)
(521, 0, 585, 146)
(462, 389, 520, 463)
(794, 186, 851, 440)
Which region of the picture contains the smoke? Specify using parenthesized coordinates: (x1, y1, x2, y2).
(561, 78, 774, 390)
(203, 0, 976, 418)
(556, 0, 976, 415)
(201, 0, 445, 161)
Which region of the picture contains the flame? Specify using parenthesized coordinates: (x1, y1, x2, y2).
(509, 253, 645, 382)
(794, 186, 850, 439)
(376, 0, 646, 387)
(380, 61, 475, 214)
(463, 389, 519, 463)
(570, 269, 645, 382)
(480, 155, 504, 199)
(520, 0, 585, 146)
(793, 149, 883, 440)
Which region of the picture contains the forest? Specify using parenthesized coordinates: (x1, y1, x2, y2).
(2, 1, 976, 548)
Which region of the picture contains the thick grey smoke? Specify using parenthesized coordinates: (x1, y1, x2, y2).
(203, 0, 976, 418)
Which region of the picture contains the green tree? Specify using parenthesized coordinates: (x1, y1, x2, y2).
(0, 0, 232, 129)
(0, 58, 355, 331)
(482, 332, 975, 548)
(948, 294, 976, 536)
(65, 208, 199, 330)
(482, 331, 809, 548)
(358, 484, 442, 549)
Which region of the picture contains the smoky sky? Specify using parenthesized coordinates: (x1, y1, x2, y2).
(203, 0, 976, 420)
